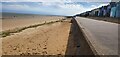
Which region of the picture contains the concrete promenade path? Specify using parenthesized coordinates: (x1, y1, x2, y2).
(75, 17, 119, 55)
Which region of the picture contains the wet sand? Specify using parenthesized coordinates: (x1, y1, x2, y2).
(2, 21, 71, 55)
(2, 14, 64, 31)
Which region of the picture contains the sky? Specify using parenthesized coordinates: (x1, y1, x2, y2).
(1, 0, 112, 16)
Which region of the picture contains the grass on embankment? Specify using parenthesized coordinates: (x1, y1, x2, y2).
(0, 19, 68, 38)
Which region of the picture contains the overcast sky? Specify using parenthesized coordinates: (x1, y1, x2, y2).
(1, 0, 111, 16)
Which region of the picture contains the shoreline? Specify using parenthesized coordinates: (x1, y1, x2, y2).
(2, 14, 64, 31)
(1, 19, 66, 38)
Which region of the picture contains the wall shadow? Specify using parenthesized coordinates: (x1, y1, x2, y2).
(65, 18, 95, 57)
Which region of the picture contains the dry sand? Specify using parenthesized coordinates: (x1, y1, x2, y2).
(2, 21, 71, 55)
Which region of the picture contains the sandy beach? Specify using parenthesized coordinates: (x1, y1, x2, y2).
(2, 19, 71, 55)
(1, 13, 94, 56)
(1, 13, 71, 55)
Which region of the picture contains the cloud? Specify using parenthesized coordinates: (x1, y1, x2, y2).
(58, 4, 86, 15)
(2, 2, 110, 16)
(2, 0, 112, 2)
(2, 0, 63, 2)
(98, 3, 109, 7)
(3, 4, 29, 10)
(2, 2, 48, 13)
(35, 2, 88, 15)
(89, 3, 109, 10)
(71, 0, 111, 2)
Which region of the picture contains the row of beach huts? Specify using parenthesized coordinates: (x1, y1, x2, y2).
(76, 2, 120, 18)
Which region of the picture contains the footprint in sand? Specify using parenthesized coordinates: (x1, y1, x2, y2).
(32, 52, 39, 55)
(32, 49, 36, 50)
(27, 47, 29, 49)
(4, 52, 7, 54)
(29, 40, 35, 43)
(13, 46, 17, 50)
(44, 44, 47, 46)
(20, 53, 25, 55)
(43, 47, 47, 49)
(42, 51, 47, 54)
(24, 52, 31, 55)
(38, 44, 41, 47)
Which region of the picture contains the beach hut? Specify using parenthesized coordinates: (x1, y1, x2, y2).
(88, 11, 92, 16)
(92, 8, 100, 17)
(80, 12, 86, 17)
(98, 7, 104, 17)
(106, 5, 111, 17)
(110, 7, 117, 17)
(109, 2, 117, 18)
(90, 10, 94, 16)
(95, 10, 99, 17)
(103, 6, 108, 17)
(110, 2, 116, 7)
(116, 1, 120, 18)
